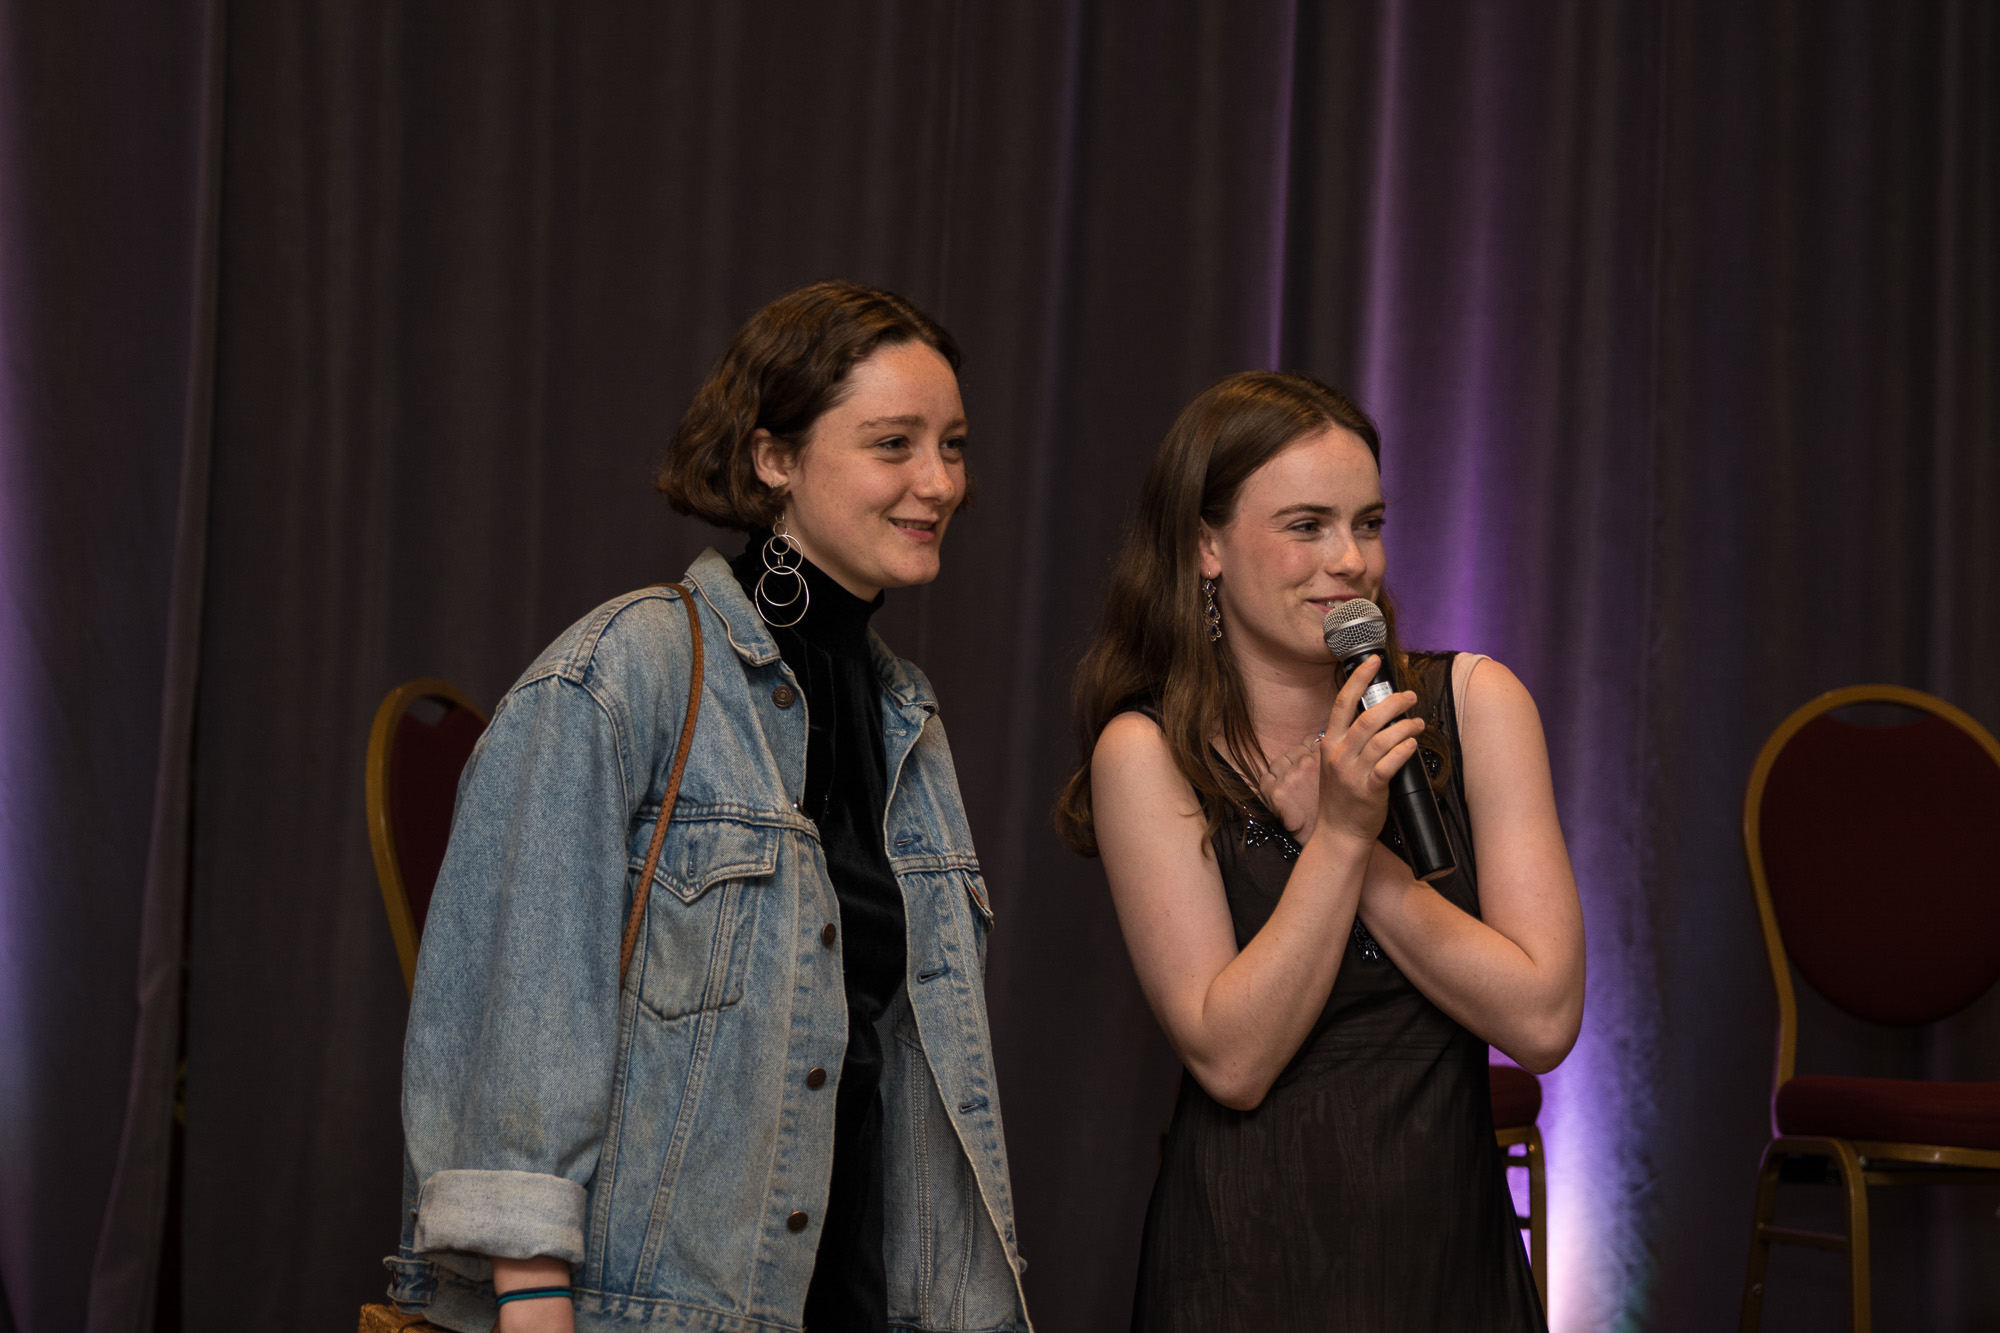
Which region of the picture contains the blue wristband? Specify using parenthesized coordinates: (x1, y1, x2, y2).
(495, 1286, 572, 1307)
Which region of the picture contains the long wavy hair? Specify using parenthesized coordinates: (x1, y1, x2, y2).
(1054, 371, 1444, 857)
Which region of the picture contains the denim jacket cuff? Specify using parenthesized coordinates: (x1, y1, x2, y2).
(413, 1168, 587, 1266)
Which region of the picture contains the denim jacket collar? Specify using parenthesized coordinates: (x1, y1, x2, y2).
(683, 547, 939, 717)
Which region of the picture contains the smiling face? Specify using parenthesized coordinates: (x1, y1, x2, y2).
(752, 339, 968, 599)
(1197, 425, 1385, 669)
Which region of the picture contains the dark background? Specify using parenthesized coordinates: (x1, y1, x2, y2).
(2, 3, 1996, 1331)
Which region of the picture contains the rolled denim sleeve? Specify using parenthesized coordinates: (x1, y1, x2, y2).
(400, 665, 644, 1266)
(413, 1169, 586, 1266)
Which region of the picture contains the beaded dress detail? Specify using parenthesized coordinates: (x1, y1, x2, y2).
(1240, 817, 1386, 962)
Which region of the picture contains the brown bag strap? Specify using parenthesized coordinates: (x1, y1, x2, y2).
(618, 582, 705, 988)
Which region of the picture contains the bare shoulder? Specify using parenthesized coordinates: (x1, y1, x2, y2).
(1452, 655, 1556, 814)
(1453, 654, 1543, 738)
(1092, 710, 1197, 809)
(1091, 710, 1209, 849)
(1094, 709, 1170, 770)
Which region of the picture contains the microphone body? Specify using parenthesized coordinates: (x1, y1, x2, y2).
(1322, 602, 1457, 882)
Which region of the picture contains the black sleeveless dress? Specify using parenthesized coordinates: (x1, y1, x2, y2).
(1131, 654, 1546, 1333)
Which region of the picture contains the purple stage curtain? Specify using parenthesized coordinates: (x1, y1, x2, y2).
(2, 4, 1995, 1333)
(0, 4, 221, 1333)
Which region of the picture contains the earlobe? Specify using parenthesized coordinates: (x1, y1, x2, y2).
(1197, 525, 1222, 581)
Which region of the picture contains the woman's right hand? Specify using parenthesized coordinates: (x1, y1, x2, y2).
(1313, 655, 1424, 845)
(1255, 730, 1325, 843)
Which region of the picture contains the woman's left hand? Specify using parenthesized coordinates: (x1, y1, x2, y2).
(1256, 731, 1324, 842)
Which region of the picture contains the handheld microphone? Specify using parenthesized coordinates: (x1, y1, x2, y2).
(1321, 599, 1456, 882)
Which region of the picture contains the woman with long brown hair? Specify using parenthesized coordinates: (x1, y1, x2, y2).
(1058, 371, 1583, 1331)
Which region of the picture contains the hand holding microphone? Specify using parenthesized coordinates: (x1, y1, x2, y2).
(1321, 600, 1458, 882)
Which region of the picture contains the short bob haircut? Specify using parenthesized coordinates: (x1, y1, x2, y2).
(657, 280, 962, 531)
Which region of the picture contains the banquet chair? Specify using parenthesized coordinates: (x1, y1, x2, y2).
(1490, 1064, 1547, 1309)
(1736, 685, 2000, 1333)
(366, 677, 488, 994)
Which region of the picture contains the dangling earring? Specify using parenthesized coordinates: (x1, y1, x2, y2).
(1201, 576, 1222, 642)
(756, 515, 809, 628)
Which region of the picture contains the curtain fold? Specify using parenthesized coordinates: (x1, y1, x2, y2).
(82, 3, 228, 1325)
(0, 4, 223, 1333)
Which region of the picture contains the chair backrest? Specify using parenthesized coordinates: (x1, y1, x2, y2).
(366, 678, 489, 994)
(1488, 1062, 1543, 1130)
(1743, 684, 2000, 1086)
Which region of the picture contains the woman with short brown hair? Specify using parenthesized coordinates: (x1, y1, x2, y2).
(393, 281, 1029, 1333)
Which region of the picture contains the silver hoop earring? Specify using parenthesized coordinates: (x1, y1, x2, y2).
(755, 517, 809, 628)
(1201, 577, 1222, 642)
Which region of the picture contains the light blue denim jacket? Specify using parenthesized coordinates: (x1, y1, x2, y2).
(389, 549, 1030, 1333)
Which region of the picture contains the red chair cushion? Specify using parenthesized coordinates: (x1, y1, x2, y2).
(1489, 1063, 1542, 1130)
(388, 702, 486, 937)
(1775, 1074, 2000, 1150)
(1759, 711, 2000, 1025)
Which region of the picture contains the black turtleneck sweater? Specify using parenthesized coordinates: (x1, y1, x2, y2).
(728, 535, 907, 1333)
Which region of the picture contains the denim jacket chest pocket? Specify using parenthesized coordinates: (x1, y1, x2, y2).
(892, 839, 992, 943)
(884, 744, 993, 940)
(626, 810, 779, 1022)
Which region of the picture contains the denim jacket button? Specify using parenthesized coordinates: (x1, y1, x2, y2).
(806, 1066, 828, 1089)
(787, 1210, 810, 1232)
(820, 923, 837, 947)
(772, 684, 796, 708)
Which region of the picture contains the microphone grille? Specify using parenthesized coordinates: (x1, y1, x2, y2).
(1322, 598, 1387, 660)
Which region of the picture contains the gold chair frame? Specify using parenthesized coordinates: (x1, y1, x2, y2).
(1737, 684, 2000, 1333)
(365, 677, 487, 995)
(1496, 1122, 1547, 1309)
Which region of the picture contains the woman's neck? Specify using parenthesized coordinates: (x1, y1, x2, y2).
(729, 531, 883, 646)
(1230, 637, 1339, 757)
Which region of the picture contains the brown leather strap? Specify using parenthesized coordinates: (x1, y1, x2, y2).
(619, 582, 704, 988)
